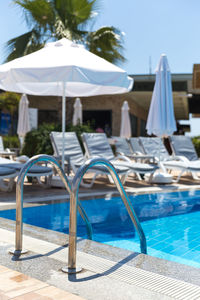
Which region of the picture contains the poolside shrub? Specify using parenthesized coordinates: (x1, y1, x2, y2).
(192, 136, 200, 157)
(21, 123, 57, 157)
(21, 122, 94, 157)
(3, 135, 20, 149)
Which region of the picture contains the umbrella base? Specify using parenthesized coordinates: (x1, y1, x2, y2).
(149, 172, 173, 184)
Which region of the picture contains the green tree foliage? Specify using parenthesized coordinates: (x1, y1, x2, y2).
(5, 0, 125, 65)
(192, 136, 200, 157)
(0, 92, 20, 114)
(0, 92, 21, 135)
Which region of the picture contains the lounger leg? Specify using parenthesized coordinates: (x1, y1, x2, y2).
(191, 172, 200, 180)
(35, 174, 52, 188)
(173, 170, 185, 183)
(0, 178, 15, 192)
(80, 173, 99, 188)
(136, 172, 142, 180)
(120, 174, 128, 184)
(148, 173, 154, 182)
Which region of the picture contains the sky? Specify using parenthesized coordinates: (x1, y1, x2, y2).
(0, 0, 200, 135)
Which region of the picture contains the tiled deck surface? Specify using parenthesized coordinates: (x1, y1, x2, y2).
(0, 265, 85, 300)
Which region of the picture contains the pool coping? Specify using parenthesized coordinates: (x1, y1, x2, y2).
(0, 216, 200, 286)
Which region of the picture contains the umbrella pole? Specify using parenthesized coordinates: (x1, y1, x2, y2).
(62, 82, 66, 170)
(159, 138, 161, 163)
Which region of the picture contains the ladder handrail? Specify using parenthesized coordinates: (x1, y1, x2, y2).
(14, 154, 92, 255)
(67, 158, 147, 272)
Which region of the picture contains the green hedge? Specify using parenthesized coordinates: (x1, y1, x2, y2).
(2, 136, 20, 149)
(21, 122, 94, 158)
(192, 136, 200, 157)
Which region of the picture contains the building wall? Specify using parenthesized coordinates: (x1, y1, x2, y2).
(27, 73, 191, 136)
(78, 93, 147, 136)
(28, 93, 147, 136)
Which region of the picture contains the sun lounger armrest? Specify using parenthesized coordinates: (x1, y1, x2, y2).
(114, 154, 131, 162)
(170, 155, 190, 163)
(115, 151, 126, 156)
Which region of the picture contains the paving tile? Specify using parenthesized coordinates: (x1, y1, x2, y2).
(0, 290, 10, 300)
(10, 292, 50, 300)
(0, 270, 48, 298)
(0, 267, 85, 300)
(0, 266, 10, 273)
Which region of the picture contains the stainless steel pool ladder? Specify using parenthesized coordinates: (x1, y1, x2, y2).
(64, 157, 147, 274)
(12, 155, 147, 275)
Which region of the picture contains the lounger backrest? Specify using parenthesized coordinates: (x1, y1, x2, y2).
(169, 135, 198, 161)
(112, 136, 132, 156)
(0, 136, 4, 152)
(82, 133, 114, 160)
(129, 138, 145, 154)
(50, 131, 85, 165)
(139, 137, 169, 160)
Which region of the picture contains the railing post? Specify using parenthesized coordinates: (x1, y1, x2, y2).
(9, 154, 72, 255)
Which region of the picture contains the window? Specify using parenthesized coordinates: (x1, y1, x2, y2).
(140, 119, 147, 136)
(38, 110, 58, 125)
(130, 114, 138, 136)
(83, 110, 112, 135)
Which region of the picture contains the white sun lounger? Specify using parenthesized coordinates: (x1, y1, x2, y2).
(0, 136, 16, 160)
(50, 131, 129, 188)
(112, 136, 155, 163)
(139, 137, 200, 182)
(169, 135, 200, 180)
(81, 133, 159, 181)
(0, 157, 53, 191)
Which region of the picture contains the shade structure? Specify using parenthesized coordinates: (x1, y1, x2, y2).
(72, 98, 82, 126)
(120, 101, 131, 138)
(146, 54, 176, 183)
(17, 94, 30, 148)
(146, 54, 177, 137)
(0, 38, 133, 168)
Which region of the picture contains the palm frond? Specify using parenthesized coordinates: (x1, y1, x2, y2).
(7, 0, 126, 65)
(87, 26, 126, 65)
(14, 0, 54, 29)
(5, 30, 44, 62)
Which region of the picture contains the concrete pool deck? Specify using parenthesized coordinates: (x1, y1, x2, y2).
(0, 173, 200, 299)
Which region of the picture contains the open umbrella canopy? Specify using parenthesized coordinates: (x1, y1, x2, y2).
(72, 98, 82, 126)
(0, 38, 133, 97)
(120, 101, 131, 138)
(0, 38, 133, 168)
(146, 54, 177, 137)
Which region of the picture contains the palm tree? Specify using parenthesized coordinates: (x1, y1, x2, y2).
(5, 0, 125, 65)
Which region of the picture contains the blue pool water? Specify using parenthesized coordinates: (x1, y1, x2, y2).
(0, 190, 200, 268)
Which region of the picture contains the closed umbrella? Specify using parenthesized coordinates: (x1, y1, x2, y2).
(146, 54, 176, 137)
(72, 98, 82, 125)
(0, 38, 133, 168)
(17, 94, 30, 148)
(120, 101, 131, 138)
(146, 54, 177, 183)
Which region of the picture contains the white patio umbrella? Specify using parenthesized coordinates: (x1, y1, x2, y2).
(146, 53, 177, 183)
(72, 97, 82, 126)
(17, 94, 30, 148)
(0, 38, 133, 168)
(120, 101, 131, 138)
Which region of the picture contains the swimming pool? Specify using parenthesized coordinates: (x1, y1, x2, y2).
(0, 189, 200, 268)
